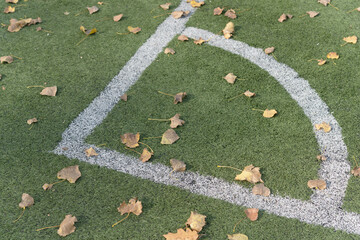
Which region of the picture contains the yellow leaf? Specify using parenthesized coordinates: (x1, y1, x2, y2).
(185, 211, 206, 232)
(161, 129, 179, 144)
(121, 132, 140, 148)
(57, 165, 81, 183)
(228, 233, 249, 240)
(326, 52, 339, 59)
(40, 86, 57, 96)
(307, 179, 326, 190)
(170, 159, 186, 172)
(235, 164, 263, 184)
(117, 198, 143, 216)
(343, 35, 357, 44)
(194, 37, 206, 45)
(160, 3, 171, 10)
(222, 22, 234, 39)
(315, 122, 331, 132)
(190, 1, 204, 8)
(164, 228, 199, 240)
(224, 73, 237, 84)
(4, 6, 15, 14)
(263, 109, 277, 118)
(128, 26, 141, 34)
(139, 148, 153, 162)
(27, 118, 38, 125)
(85, 147, 98, 157)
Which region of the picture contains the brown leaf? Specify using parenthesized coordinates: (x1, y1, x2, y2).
(80, 26, 97, 35)
(307, 179, 326, 190)
(235, 164, 263, 184)
(40, 86, 57, 96)
(163, 228, 199, 240)
(172, 11, 189, 19)
(252, 183, 270, 197)
(120, 93, 128, 101)
(228, 233, 249, 240)
(36, 27, 42, 32)
(194, 37, 206, 45)
(190, 1, 204, 8)
(113, 14, 123, 22)
(264, 47, 275, 54)
(170, 159, 186, 172)
(57, 165, 81, 183)
(128, 26, 141, 34)
(185, 211, 206, 232)
(27, 118, 38, 125)
(118, 197, 142, 216)
(85, 147, 98, 157)
(222, 22, 234, 39)
(213, 7, 224, 15)
(164, 48, 175, 55)
(307, 11, 319, 18)
(315, 122, 331, 133)
(6, 0, 18, 3)
(161, 129, 180, 144)
(287, 14, 293, 19)
(57, 215, 77, 237)
(318, 0, 330, 6)
(343, 36, 357, 44)
(244, 208, 259, 221)
(224, 73, 237, 84)
(140, 148, 153, 162)
(4, 6, 15, 13)
(42, 183, 53, 190)
(326, 52, 339, 59)
(178, 35, 189, 41)
(316, 155, 327, 161)
(8, 17, 42, 32)
(225, 9, 236, 19)
(0, 56, 14, 64)
(97, 1, 104, 5)
(174, 92, 187, 104)
(87, 6, 99, 14)
(263, 109, 277, 118)
(243, 90, 255, 98)
(160, 3, 171, 10)
(317, 59, 326, 66)
(170, 114, 185, 128)
(278, 13, 288, 22)
(121, 132, 140, 148)
(19, 193, 34, 208)
(351, 167, 360, 177)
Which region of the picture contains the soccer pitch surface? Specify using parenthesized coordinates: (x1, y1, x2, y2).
(2, 0, 360, 239)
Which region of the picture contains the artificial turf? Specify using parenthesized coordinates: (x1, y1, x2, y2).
(1, 0, 360, 238)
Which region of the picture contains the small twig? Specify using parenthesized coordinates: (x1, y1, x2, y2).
(228, 94, 243, 101)
(233, 216, 247, 232)
(13, 207, 25, 223)
(157, 91, 174, 97)
(298, 13, 307, 18)
(329, 3, 339, 10)
(29, 124, 35, 130)
(112, 212, 130, 227)
(125, 147, 141, 155)
(36, 225, 60, 231)
(347, 8, 358, 13)
(76, 35, 89, 46)
(11, 55, 23, 60)
(139, 142, 154, 153)
(217, 165, 243, 172)
(340, 42, 348, 47)
(49, 179, 66, 186)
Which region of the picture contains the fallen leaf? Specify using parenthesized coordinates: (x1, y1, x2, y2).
(228, 233, 249, 240)
(172, 10, 189, 19)
(7, 17, 42, 32)
(85, 147, 98, 157)
(244, 90, 255, 98)
(235, 164, 263, 184)
(6, 0, 18, 3)
(4, 6, 15, 13)
(326, 52, 339, 59)
(252, 183, 270, 196)
(287, 14, 293, 19)
(315, 122, 331, 132)
(174, 92, 187, 104)
(40, 86, 57, 96)
(222, 22, 234, 39)
(80, 26, 97, 35)
(113, 14, 123, 22)
(178, 35, 189, 41)
(213, 7, 224, 15)
(0, 56, 14, 64)
(128, 26, 141, 34)
(225, 9, 236, 19)
(186, 211, 206, 232)
(120, 93, 128, 101)
(307, 11, 319, 18)
(170, 114, 185, 128)
(343, 35, 357, 44)
(121, 132, 140, 148)
(317, 59, 326, 65)
(0, 74, 2, 80)
(118, 197, 142, 216)
(224, 73, 237, 84)
(244, 208, 259, 221)
(264, 47, 275, 54)
(263, 109, 277, 118)
(164, 48, 175, 55)
(19, 193, 34, 208)
(64, 11, 70, 15)
(278, 13, 289, 22)
(87, 6, 99, 14)
(161, 129, 180, 144)
(140, 148, 153, 162)
(351, 167, 360, 176)
(97, 1, 104, 5)
(190, 1, 204, 8)
(160, 3, 171, 10)
(307, 179, 326, 190)
(318, 0, 330, 6)
(194, 37, 206, 45)
(57, 215, 77, 237)
(317, 155, 327, 161)
(163, 228, 199, 240)
(36, 27, 42, 31)
(42, 183, 53, 190)
(170, 159, 186, 172)
(57, 165, 81, 183)
(27, 118, 37, 125)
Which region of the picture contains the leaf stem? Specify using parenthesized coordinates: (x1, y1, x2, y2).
(340, 42, 348, 47)
(228, 94, 243, 101)
(96, 143, 107, 147)
(112, 212, 130, 227)
(329, 3, 339, 10)
(252, 108, 264, 112)
(353, 156, 359, 168)
(147, 118, 170, 121)
(139, 142, 154, 153)
(50, 179, 66, 185)
(298, 13, 307, 18)
(26, 85, 45, 89)
(157, 91, 174, 97)
(10, 55, 23, 60)
(217, 165, 243, 172)
(76, 35, 89, 46)
(116, 32, 131, 35)
(233, 216, 247, 232)
(13, 207, 25, 223)
(347, 8, 357, 13)
(36, 225, 60, 231)
(125, 147, 141, 155)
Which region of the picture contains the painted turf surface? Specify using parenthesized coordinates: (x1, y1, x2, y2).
(1, 0, 360, 239)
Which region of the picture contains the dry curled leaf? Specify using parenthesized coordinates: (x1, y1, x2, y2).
(6, 0, 18, 3)
(161, 129, 180, 144)
(80, 26, 97, 35)
(351, 167, 360, 177)
(224, 73, 237, 84)
(222, 22, 234, 39)
(318, 0, 330, 6)
(164, 228, 199, 240)
(113, 14, 123, 22)
(307, 179, 326, 190)
(98, 2, 104, 5)
(244, 90, 255, 98)
(87, 6, 99, 14)
(264, 47, 275, 54)
(245, 208, 259, 221)
(317, 155, 327, 161)
(140, 148, 153, 162)
(174, 92, 187, 104)
(252, 183, 270, 196)
(317, 59, 326, 66)
(327, 52, 339, 59)
(213, 7, 224, 15)
(170, 159, 186, 172)
(160, 3, 171, 10)
(8, 17, 42, 32)
(235, 164, 263, 184)
(190, 1, 204, 8)
(343, 36, 357, 44)
(315, 122, 331, 132)
(36, 27, 42, 32)
(172, 10, 189, 19)
(194, 38, 206, 45)
(120, 93, 128, 101)
(307, 11, 319, 18)
(58, 215, 77, 237)
(19, 193, 34, 208)
(178, 35, 189, 41)
(278, 13, 292, 22)
(64, 11, 70, 15)
(42, 183, 53, 190)
(0, 56, 14, 64)
(40, 86, 57, 96)
(27, 118, 37, 125)
(121, 132, 140, 148)
(164, 48, 175, 55)
(186, 211, 206, 232)
(225, 9, 236, 19)
(263, 109, 277, 118)
(170, 114, 185, 128)
(85, 147, 98, 157)
(118, 198, 142, 216)
(4, 6, 15, 13)
(128, 26, 141, 34)
(57, 165, 81, 183)
(228, 233, 249, 240)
